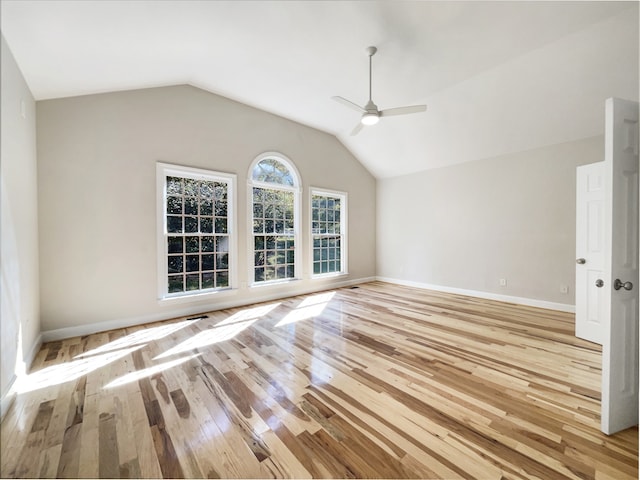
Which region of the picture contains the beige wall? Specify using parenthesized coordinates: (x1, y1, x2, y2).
(37, 85, 376, 335)
(377, 136, 603, 308)
(1, 35, 40, 416)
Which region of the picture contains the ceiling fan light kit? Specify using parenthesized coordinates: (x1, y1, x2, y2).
(361, 112, 379, 125)
(332, 46, 426, 135)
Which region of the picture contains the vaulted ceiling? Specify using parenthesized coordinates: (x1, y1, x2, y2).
(1, 1, 638, 178)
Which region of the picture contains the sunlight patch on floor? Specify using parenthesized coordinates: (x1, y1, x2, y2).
(15, 346, 142, 394)
(74, 320, 195, 359)
(275, 291, 335, 327)
(104, 353, 200, 389)
(154, 303, 281, 359)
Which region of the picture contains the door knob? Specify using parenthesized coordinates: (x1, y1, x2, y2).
(576, 258, 586, 265)
(595, 279, 604, 288)
(613, 279, 633, 291)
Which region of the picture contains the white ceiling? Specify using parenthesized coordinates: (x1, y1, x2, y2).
(1, 1, 638, 178)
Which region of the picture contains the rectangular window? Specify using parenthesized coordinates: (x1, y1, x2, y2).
(311, 189, 347, 277)
(157, 163, 236, 299)
(252, 186, 295, 283)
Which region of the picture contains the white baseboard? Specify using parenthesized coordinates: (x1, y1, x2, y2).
(377, 277, 576, 313)
(42, 276, 377, 342)
(0, 333, 42, 421)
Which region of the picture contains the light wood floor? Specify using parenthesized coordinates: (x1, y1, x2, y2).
(1, 282, 637, 479)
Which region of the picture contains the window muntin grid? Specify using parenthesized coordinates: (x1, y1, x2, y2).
(252, 186, 295, 282)
(312, 192, 345, 276)
(252, 157, 294, 186)
(165, 176, 231, 294)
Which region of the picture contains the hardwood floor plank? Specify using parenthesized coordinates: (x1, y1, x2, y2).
(56, 422, 82, 478)
(98, 410, 120, 478)
(37, 444, 62, 478)
(125, 388, 162, 478)
(149, 423, 184, 479)
(188, 369, 266, 477)
(76, 392, 99, 478)
(1, 282, 637, 479)
(113, 395, 141, 477)
(30, 400, 55, 433)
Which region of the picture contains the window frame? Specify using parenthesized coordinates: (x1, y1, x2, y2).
(156, 162, 237, 302)
(310, 187, 348, 278)
(248, 152, 302, 287)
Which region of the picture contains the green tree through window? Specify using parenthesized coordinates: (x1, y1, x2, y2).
(311, 190, 347, 276)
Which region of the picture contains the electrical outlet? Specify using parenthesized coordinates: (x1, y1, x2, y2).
(560, 285, 569, 294)
(499, 278, 507, 287)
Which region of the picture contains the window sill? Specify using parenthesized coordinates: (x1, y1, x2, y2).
(311, 272, 349, 280)
(158, 287, 239, 306)
(250, 278, 302, 289)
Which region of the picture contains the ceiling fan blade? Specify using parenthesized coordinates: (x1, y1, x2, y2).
(380, 105, 427, 117)
(350, 122, 364, 136)
(332, 96, 366, 113)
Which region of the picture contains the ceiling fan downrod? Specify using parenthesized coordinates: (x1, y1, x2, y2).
(362, 46, 379, 125)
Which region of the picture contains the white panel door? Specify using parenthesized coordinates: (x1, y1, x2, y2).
(575, 162, 605, 344)
(601, 97, 639, 435)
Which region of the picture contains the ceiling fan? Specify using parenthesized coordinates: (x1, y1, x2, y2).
(332, 46, 427, 136)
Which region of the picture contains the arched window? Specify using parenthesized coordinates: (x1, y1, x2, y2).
(249, 153, 301, 284)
